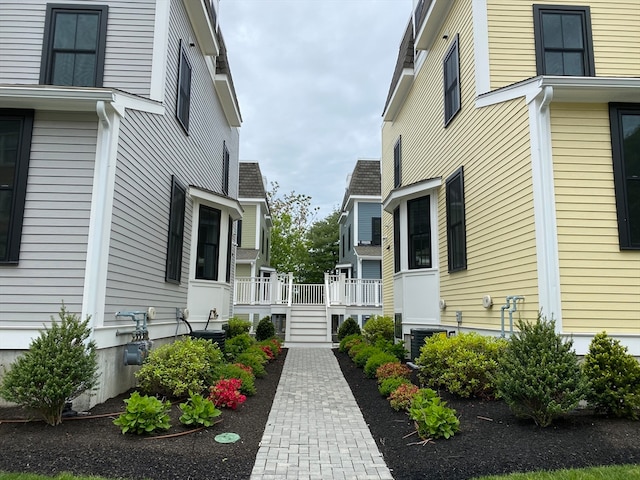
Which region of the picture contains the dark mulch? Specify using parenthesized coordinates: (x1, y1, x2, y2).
(334, 348, 640, 480)
(0, 349, 287, 480)
(2, 348, 638, 480)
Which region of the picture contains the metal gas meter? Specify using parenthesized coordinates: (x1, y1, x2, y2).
(116, 311, 153, 366)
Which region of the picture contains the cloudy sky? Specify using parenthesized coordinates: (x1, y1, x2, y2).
(219, 0, 413, 219)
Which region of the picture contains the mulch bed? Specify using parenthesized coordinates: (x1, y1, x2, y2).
(0, 349, 287, 480)
(1, 348, 638, 480)
(334, 348, 640, 480)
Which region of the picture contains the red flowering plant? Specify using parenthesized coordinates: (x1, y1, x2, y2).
(208, 378, 247, 410)
(260, 345, 275, 361)
(233, 363, 254, 376)
(376, 362, 412, 384)
(269, 338, 282, 356)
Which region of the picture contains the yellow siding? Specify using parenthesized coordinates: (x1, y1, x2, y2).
(487, 0, 640, 89)
(241, 204, 256, 249)
(382, 0, 540, 331)
(551, 103, 640, 334)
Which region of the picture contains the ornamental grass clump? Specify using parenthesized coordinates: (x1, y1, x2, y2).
(494, 315, 588, 427)
(0, 304, 99, 426)
(113, 391, 171, 435)
(583, 331, 640, 419)
(337, 317, 361, 341)
(416, 331, 507, 399)
(135, 336, 223, 398)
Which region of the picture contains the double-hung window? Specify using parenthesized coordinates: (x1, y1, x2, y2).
(0, 110, 34, 264)
(165, 176, 186, 283)
(40, 4, 108, 87)
(609, 104, 640, 249)
(393, 207, 400, 273)
(443, 34, 461, 126)
(446, 167, 467, 272)
(196, 205, 221, 280)
(176, 40, 192, 133)
(372, 217, 381, 246)
(225, 215, 233, 283)
(533, 5, 595, 76)
(393, 137, 402, 188)
(408, 196, 431, 269)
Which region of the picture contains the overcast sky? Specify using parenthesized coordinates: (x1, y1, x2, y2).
(219, 0, 412, 219)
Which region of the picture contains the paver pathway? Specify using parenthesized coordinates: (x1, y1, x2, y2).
(250, 348, 394, 480)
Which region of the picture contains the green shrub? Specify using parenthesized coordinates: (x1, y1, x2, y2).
(495, 315, 588, 427)
(0, 304, 99, 426)
(223, 317, 252, 339)
(353, 345, 382, 368)
(257, 338, 280, 359)
(179, 393, 221, 427)
(213, 363, 256, 396)
(379, 376, 411, 397)
(255, 316, 276, 341)
(376, 362, 412, 383)
(235, 351, 267, 378)
(583, 331, 640, 419)
(389, 383, 420, 411)
(375, 338, 408, 361)
(416, 331, 507, 399)
(348, 340, 368, 359)
(364, 352, 400, 379)
(135, 336, 223, 398)
(224, 333, 255, 361)
(338, 317, 361, 341)
(409, 388, 459, 440)
(113, 391, 171, 435)
(362, 315, 395, 344)
(339, 334, 363, 353)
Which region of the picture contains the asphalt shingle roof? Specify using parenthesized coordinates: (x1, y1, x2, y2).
(239, 162, 267, 199)
(341, 159, 381, 210)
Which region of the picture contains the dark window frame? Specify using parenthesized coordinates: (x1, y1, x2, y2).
(226, 215, 233, 283)
(196, 204, 221, 281)
(533, 4, 595, 77)
(393, 207, 400, 273)
(0, 109, 34, 264)
(609, 103, 640, 250)
(236, 219, 242, 247)
(443, 34, 461, 127)
(446, 167, 467, 272)
(348, 225, 351, 251)
(407, 196, 431, 269)
(393, 136, 402, 188)
(222, 141, 230, 196)
(371, 216, 381, 246)
(176, 39, 192, 133)
(40, 4, 108, 87)
(165, 175, 186, 283)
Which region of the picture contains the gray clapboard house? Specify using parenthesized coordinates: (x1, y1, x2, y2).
(0, 0, 242, 407)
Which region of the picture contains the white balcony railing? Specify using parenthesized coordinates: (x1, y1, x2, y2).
(234, 273, 382, 308)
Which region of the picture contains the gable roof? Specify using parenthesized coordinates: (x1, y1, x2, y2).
(239, 162, 267, 199)
(341, 159, 381, 211)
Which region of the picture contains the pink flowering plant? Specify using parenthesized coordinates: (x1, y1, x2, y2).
(208, 378, 246, 410)
(389, 383, 420, 412)
(376, 362, 412, 384)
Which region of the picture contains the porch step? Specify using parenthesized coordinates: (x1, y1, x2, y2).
(287, 305, 330, 345)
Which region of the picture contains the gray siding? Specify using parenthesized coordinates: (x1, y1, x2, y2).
(358, 202, 381, 243)
(339, 209, 356, 273)
(0, 0, 155, 97)
(362, 260, 382, 280)
(0, 111, 96, 323)
(103, 0, 239, 324)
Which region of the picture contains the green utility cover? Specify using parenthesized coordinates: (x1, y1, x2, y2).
(215, 432, 240, 444)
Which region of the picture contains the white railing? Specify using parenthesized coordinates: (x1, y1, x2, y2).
(234, 274, 382, 307)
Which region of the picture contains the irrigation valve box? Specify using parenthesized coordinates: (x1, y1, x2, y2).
(123, 340, 153, 366)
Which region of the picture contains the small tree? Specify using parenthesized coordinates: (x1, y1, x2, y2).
(255, 316, 275, 341)
(495, 314, 587, 427)
(337, 317, 361, 341)
(583, 331, 640, 419)
(0, 304, 99, 426)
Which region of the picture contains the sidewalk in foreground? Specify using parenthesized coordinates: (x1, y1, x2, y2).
(250, 348, 394, 480)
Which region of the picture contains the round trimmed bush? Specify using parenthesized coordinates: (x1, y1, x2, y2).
(255, 316, 275, 341)
(338, 317, 361, 341)
(339, 334, 363, 353)
(353, 346, 382, 369)
(362, 315, 394, 344)
(378, 376, 411, 397)
(364, 352, 399, 379)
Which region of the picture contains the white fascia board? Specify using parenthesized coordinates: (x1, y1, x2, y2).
(414, 0, 454, 51)
(0, 85, 115, 111)
(182, 0, 219, 56)
(344, 195, 382, 214)
(477, 76, 640, 108)
(472, 0, 490, 96)
(383, 68, 414, 122)
(214, 74, 242, 127)
(189, 186, 243, 220)
(150, 0, 170, 101)
(383, 177, 442, 213)
(112, 91, 164, 115)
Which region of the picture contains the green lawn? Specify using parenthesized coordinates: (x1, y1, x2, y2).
(474, 464, 640, 480)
